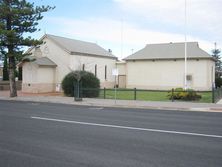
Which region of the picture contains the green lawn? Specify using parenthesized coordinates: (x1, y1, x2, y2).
(198, 92, 213, 103)
(98, 89, 212, 103)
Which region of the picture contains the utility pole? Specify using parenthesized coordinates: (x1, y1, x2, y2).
(121, 19, 123, 59)
(184, 0, 187, 90)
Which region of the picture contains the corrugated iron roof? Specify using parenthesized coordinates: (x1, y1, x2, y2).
(20, 56, 57, 67)
(34, 57, 57, 67)
(124, 42, 213, 60)
(46, 34, 116, 59)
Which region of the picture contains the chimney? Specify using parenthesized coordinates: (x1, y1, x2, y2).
(108, 49, 112, 53)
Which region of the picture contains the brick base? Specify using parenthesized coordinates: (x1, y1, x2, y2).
(100, 81, 115, 88)
(0, 81, 22, 90)
(22, 83, 55, 93)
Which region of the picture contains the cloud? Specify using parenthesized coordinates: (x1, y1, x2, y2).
(44, 16, 215, 59)
(114, 0, 222, 44)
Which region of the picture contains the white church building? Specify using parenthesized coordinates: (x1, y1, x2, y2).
(19, 34, 117, 93)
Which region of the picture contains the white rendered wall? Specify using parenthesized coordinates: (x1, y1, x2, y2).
(37, 67, 55, 83)
(22, 62, 38, 84)
(116, 62, 126, 75)
(69, 55, 116, 88)
(126, 59, 214, 91)
(37, 37, 71, 84)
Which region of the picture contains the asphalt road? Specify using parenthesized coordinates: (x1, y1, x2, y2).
(0, 100, 222, 167)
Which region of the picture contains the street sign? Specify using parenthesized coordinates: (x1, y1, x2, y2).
(112, 68, 119, 76)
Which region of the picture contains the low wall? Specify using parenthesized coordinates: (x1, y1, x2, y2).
(100, 81, 115, 88)
(0, 81, 22, 90)
(22, 83, 55, 93)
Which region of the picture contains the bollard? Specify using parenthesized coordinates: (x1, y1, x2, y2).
(171, 88, 174, 102)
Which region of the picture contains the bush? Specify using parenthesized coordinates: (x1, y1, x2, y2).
(215, 77, 222, 88)
(168, 88, 201, 101)
(62, 71, 100, 97)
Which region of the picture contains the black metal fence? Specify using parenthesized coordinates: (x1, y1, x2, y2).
(74, 87, 213, 103)
(212, 87, 222, 103)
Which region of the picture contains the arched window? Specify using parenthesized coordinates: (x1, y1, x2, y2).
(95, 64, 97, 77)
(105, 65, 107, 80)
(82, 64, 85, 71)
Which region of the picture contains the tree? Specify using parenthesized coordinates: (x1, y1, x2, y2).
(62, 71, 100, 98)
(212, 43, 222, 78)
(0, 0, 54, 97)
(0, 46, 4, 60)
(3, 54, 8, 80)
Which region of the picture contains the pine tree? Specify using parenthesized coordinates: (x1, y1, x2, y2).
(212, 43, 221, 78)
(0, 0, 54, 97)
(3, 54, 9, 80)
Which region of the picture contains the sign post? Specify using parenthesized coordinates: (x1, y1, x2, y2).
(112, 68, 119, 104)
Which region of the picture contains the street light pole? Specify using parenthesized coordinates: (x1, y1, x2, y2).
(121, 19, 123, 59)
(184, 0, 187, 90)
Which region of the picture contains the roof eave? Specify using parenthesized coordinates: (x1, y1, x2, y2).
(71, 51, 117, 60)
(125, 57, 214, 61)
(24, 34, 48, 55)
(38, 64, 57, 67)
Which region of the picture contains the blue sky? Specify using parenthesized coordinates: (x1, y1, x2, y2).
(30, 0, 222, 59)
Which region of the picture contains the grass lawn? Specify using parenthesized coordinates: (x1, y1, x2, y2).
(198, 92, 212, 103)
(98, 89, 212, 103)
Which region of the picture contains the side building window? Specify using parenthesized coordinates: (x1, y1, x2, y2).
(186, 75, 192, 81)
(95, 64, 97, 77)
(105, 65, 107, 80)
(186, 74, 193, 88)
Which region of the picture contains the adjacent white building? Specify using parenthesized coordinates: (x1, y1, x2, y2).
(20, 34, 117, 93)
(118, 42, 215, 91)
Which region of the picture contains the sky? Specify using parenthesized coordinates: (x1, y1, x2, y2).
(30, 0, 222, 59)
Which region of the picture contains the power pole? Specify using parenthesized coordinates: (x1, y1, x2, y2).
(184, 0, 187, 90)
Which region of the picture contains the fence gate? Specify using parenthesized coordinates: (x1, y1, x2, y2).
(74, 81, 82, 101)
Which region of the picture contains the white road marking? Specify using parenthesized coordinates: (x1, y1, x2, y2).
(30, 103, 40, 105)
(31, 116, 222, 139)
(88, 107, 104, 110)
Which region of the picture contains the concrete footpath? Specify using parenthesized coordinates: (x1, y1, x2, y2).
(1, 91, 222, 112)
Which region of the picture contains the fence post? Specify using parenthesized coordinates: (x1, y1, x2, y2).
(79, 81, 81, 98)
(212, 87, 215, 103)
(220, 88, 222, 99)
(104, 87, 106, 99)
(74, 82, 77, 99)
(134, 88, 137, 100)
(171, 88, 174, 102)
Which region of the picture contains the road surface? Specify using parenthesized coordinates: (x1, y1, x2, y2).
(0, 100, 222, 167)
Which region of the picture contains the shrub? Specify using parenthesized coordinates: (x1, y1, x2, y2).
(62, 71, 100, 97)
(168, 88, 201, 101)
